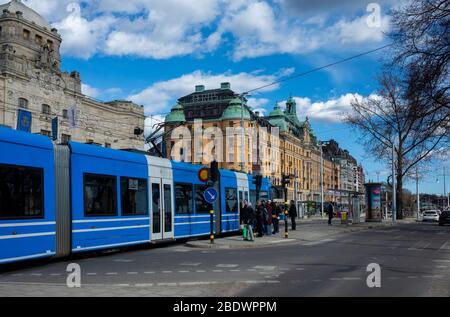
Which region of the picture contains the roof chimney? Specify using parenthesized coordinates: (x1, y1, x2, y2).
(220, 82, 230, 90)
(195, 85, 205, 93)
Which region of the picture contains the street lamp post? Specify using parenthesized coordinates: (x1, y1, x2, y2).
(392, 140, 397, 224)
(320, 144, 324, 219)
(416, 167, 420, 221)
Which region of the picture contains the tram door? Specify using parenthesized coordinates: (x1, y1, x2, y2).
(150, 177, 174, 241)
(236, 172, 250, 220)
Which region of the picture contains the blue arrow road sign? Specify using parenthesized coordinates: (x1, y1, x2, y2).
(204, 187, 218, 204)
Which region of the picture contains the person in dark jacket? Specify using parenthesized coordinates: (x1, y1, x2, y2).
(289, 200, 297, 230)
(270, 201, 280, 234)
(255, 200, 265, 237)
(327, 202, 334, 225)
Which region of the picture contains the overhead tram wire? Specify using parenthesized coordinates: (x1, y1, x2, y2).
(242, 43, 394, 96)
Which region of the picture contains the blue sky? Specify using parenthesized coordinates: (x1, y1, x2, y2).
(12, 0, 449, 195)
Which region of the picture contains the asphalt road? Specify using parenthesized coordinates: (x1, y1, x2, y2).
(0, 221, 448, 297)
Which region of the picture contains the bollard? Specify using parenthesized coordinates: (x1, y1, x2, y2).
(210, 210, 214, 244)
(284, 206, 289, 239)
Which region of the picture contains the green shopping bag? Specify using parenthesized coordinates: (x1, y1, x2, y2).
(243, 226, 247, 239)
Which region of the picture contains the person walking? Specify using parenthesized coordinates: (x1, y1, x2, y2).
(289, 200, 298, 231)
(327, 202, 334, 226)
(243, 201, 255, 241)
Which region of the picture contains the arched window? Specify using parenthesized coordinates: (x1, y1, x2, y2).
(42, 104, 51, 115)
(18, 98, 28, 109)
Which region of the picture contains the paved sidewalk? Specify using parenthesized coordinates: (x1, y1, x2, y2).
(185, 218, 409, 249)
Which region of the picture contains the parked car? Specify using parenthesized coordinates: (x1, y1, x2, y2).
(439, 210, 450, 226)
(422, 210, 440, 222)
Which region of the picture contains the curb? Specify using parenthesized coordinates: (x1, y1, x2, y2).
(184, 222, 398, 250)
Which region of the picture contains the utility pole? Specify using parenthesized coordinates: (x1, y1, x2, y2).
(240, 95, 245, 173)
(444, 166, 449, 209)
(392, 141, 396, 223)
(320, 143, 324, 219)
(416, 167, 420, 221)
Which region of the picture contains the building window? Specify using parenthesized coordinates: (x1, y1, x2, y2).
(195, 184, 212, 214)
(41, 104, 51, 115)
(40, 130, 51, 138)
(62, 109, 68, 119)
(83, 173, 117, 217)
(47, 40, 54, 50)
(225, 188, 238, 213)
(23, 29, 30, 40)
(120, 177, 148, 216)
(61, 134, 71, 144)
(105, 143, 111, 148)
(0, 164, 44, 220)
(18, 98, 28, 109)
(35, 34, 42, 45)
(175, 183, 193, 214)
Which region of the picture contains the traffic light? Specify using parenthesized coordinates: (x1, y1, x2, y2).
(252, 175, 263, 193)
(210, 160, 220, 183)
(282, 174, 291, 188)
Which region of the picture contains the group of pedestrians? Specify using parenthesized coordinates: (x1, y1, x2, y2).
(241, 199, 298, 241)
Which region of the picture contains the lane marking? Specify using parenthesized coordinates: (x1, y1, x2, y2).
(135, 283, 154, 287)
(216, 264, 239, 268)
(49, 273, 61, 276)
(342, 277, 362, 281)
(253, 266, 276, 271)
(126, 272, 138, 275)
(195, 270, 206, 273)
(180, 263, 201, 266)
(106, 272, 118, 275)
(178, 271, 190, 273)
(144, 271, 155, 274)
(212, 270, 223, 273)
(162, 271, 173, 274)
(433, 259, 450, 263)
(86, 273, 97, 276)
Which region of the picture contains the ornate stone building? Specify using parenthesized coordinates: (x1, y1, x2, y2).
(0, 0, 144, 149)
(164, 83, 342, 210)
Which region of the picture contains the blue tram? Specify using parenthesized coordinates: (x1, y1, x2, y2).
(0, 127, 272, 264)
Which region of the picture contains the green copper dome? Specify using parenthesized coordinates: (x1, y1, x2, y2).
(269, 104, 284, 117)
(221, 98, 251, 120)
(165, 102, 186, 123)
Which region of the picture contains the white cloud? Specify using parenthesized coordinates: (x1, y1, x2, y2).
(52, 3, 115, 59)
(10, 0, 395, 60)
(81, 83, 101, 98)
(279, 93, 367, 123)
(129, 69, 285, 115)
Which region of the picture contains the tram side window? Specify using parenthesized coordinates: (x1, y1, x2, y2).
(120, 177, 148, 216)
(225, 188, 238, 213)
(84, 173, 117, 217)
(0, 164, 44, 219)
(250, 190, 257, 208)
(175, 183, 193, 214)
(260, 191, 269, 201)
(195, 184, 212, 214)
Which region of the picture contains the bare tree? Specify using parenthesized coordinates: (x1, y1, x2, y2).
(346, 0, 449, 217)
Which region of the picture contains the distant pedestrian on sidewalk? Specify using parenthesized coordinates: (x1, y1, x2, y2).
(265, 201, 273, 236)
(326, 202, 334, 226)
(289, 200, 297, 231)
(255, 200, 265, 238)
(271, 201, 280, 234)
(242, 201, 255, 241)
